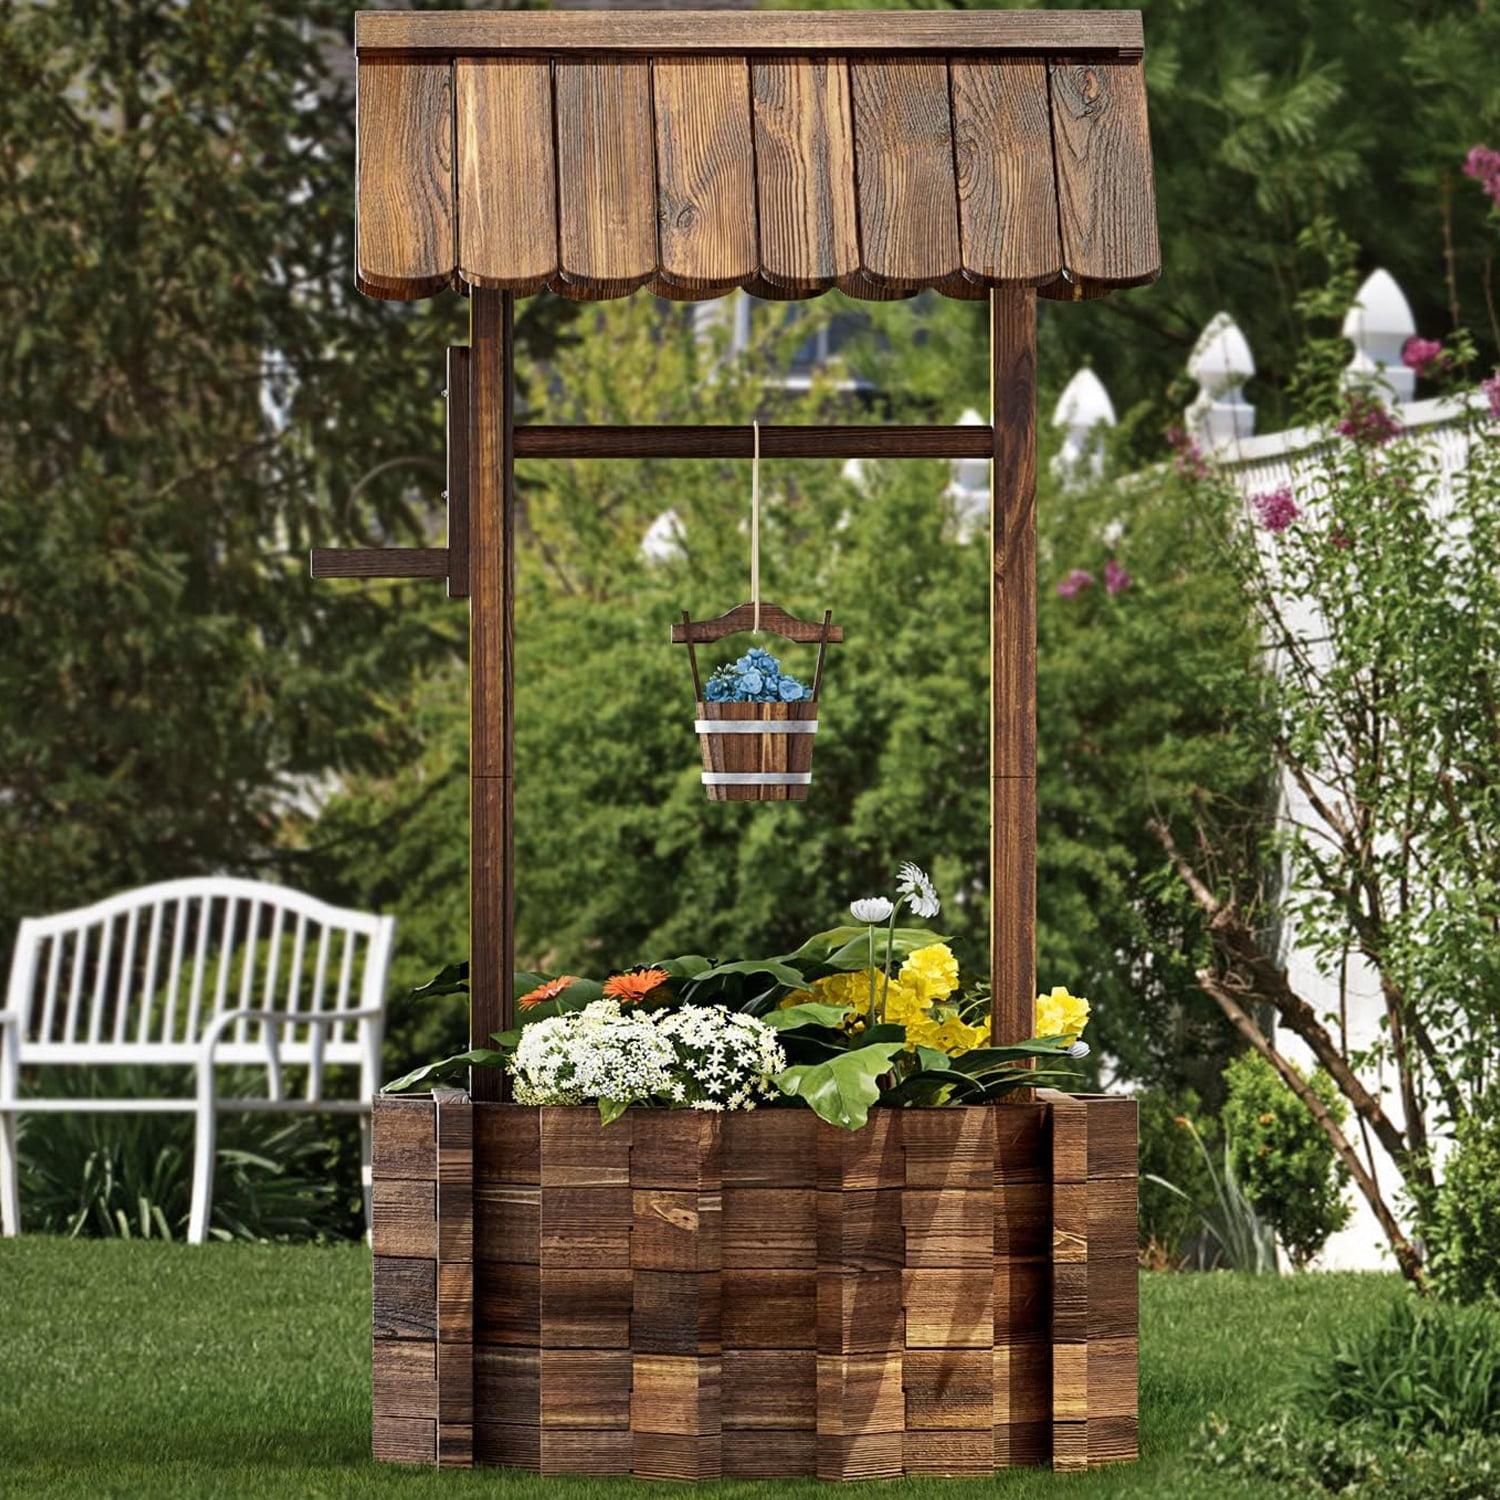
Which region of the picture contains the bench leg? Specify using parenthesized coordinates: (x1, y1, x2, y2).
(0, 1111, 18, 1237)
(360, 1110, 373, 1240)
(189, 1095, 216, 1246)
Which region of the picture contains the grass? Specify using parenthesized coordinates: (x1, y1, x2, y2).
(0, 1238, 1400, 1499)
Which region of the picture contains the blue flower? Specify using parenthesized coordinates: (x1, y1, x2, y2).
(739, 668, 764, 696)
(779, 679, 804, 703)
(704, 675, 733, 702)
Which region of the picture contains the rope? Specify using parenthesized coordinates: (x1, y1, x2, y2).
(750, 419, 761, 633)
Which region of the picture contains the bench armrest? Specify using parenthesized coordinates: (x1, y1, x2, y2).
(0, 1011, 18, 1104)
(196, 1007, 385, 1104)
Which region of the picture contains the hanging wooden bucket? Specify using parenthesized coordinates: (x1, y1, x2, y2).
(673, 602, 842, 805)
(695, 699, 820, 801)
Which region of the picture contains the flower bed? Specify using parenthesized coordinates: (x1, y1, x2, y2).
(370, 1092, 1139, 1477)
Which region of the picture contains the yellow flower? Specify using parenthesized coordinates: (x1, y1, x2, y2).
(899, 943, 960, 1005)
(1035, 984, 1090, 1042)
(908, 1011, 990, 1057)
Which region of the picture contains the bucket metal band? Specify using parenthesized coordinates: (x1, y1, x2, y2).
(701, 772, 813, 786)
(694, 719, 819, 735)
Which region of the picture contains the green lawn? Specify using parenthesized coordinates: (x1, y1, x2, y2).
(0, 1239, 1398, 1499)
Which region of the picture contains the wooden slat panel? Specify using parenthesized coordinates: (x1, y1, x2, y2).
(951, 58, 1061, 285)
(722, 1352, 817, 1430)
(357, 60, 454, 298)
(356, 12, 1147, 57)
(373, 1414, 437, 1465)
(990, 288, 1038, 1046)
(373, 1179, 438, 1259)
(1049, 60, 1160, 287)
(653, 56, 758, 294)
(310, 548, 448, 580)
(555, 59, 656, 297)
(752, 57, 858, 293)
(455, 58, 557, 294)
(374, 1257, 438, 1342)
(849, 57, 961, 287)
(374, 1338, 439, 1419)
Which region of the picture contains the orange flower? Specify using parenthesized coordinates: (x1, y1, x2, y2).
(602, 967, 672, 1005)
(518, 975, 580, 1010)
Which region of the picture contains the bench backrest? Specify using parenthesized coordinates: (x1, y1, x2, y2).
(5, 877, 395, 1062)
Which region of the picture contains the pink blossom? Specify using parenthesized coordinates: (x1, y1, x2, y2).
(1103, 559, 1133, 595)
(1252, 486, 1299, 533)
(1483, 372, 1500, 421)
(1336, 394, 1401, 447)
(1464, 145, 1500, 208)
(1401, 337, 1445, 374)
(1166, 425, 1211, 481)
(1057, 569, 1096, 599)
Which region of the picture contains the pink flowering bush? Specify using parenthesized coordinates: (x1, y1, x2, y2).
(1251, 487, 1299, 533)
(1464, 145, 1500, 209)
(1056, 568, 1096, 599)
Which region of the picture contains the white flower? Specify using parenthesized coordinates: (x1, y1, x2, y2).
(654, 1005, 786, 1113)
(850, 896, 894, 924)
(511, 998, 675, 1106)
(896, 861, 941, 919)
(1068, 1040, 1091, 1060)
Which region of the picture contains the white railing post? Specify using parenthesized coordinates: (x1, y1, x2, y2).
(1186, 312, 1256, 449)
(947, 407, 990, 540)
(1342, 269, 1416, 404)
(1051, 367, 1116, 484)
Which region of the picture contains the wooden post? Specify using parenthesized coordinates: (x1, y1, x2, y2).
(469, 290, 515, 1097)
(989, 288, 1037, 1046)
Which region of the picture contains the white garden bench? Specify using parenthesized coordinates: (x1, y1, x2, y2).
(1, 877, 395, 1244)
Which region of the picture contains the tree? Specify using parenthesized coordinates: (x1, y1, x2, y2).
(1155, 232, 1500, 1284)
(0, 2, 516, 945)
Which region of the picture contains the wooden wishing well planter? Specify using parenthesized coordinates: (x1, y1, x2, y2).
(372, 1092, 1138, 1478)
(311, 3, 1160, 1480)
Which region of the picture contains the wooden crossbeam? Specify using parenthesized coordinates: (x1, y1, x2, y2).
(310, 547, 449, 579)
(513, 424, 992, 460)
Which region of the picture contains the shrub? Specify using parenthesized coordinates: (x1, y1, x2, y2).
(1137, 1088, 1217, 1263)
(1222, 1051, 1350, 1266)
(1206, 1296, 1500, 1497)
(1422, 1104, 1500, 1303)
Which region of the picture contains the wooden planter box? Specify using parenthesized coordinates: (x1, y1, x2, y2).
(371, 1093, 1138, 1479)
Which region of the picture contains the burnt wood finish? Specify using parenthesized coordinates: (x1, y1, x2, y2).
(372, 1097, 1138, 1475)
(310, 548, 449, 580)
(516, 425, 994, 459)
(469, 290, 514, 1095)
(990, 287, 1038, 1047)
(670, 602, 844, 645)
(355, 12, 1146, 58)
(353, 16, 1159, 302)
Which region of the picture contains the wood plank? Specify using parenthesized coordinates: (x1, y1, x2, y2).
(539, 1350, 632, 1429)
(994, 1340, 1050, 1425)
(475, 1101, 539, 1182)
(635, 1189, 724, 1271)
(632, 1432, 723, 1482)
(540, 1429, 633, 1475)
(723, 1188, 814, 1269)
(374, 1257, 438, 1341)
(445, 347, 470, 600)
(722, 1430, 817, 1476)
(951, 58, 1062, 285)
(723, 1270, 817, 1349)
(903, 1188, 992, 1268)
(475, 1183, 539, 1264)
(904, 1347, 994, 1431)
(995, 1258, 1050, 1342)
(1088, 1176, 1138, 1261)
(514, 424, 994, 460)
(990, 287, 1038, 1045)
(904, 1426, 995, 1475)
(653, 56, 757, 294)
(1049, 59, 1160, 287)
(994, 1418, 1049, 1467)
(372, 1179, 438, 1259)
(475, 1421, 539, 1470)
(817, 1431, 903, 1483)
(1088, 1336, 1139, 1420)
(474, 1260, 539, 1345)
(541, 1267, 632, 1348)
(631, 1111, 721, 1189)
(355, 12, 1148, 58)
(631, 1353, 721, 1437)
(816, 1270, 903, 1355)
(671, 603, 844, 645)
(1086, 1096, 1139, 1179)
(437, 1096, 474, 1265)
(455, 57, 557, 294)
(995, 1181, 1050, 1260)
(474, 1345, 539, 1424)
(438, 1422, 473, 1467)
(555, 59, 656, 297)
(469, 289, 514, 1096)
(539, 1107, 630, 1188)
(721, 1352, 817, 1430)
(310, 548, 449, 580)
(1088, 1413, 1139, 1464)
(1087, 1257, 1138, 1342)
(438, 1337, 473, 1421)
(724, 1111, 818, 1187)
(373, 1414, 437, 1465)
(752, 57, 859, 294)
(1054, 1182, 1089, 1264)
(374, 1338, 439, 1419)
(902, 1107, 995, 1190)
(356, 59, 454, 298)
(849, 57, 961, 287)
(540, 1187, 633, 1268)
(995, 1103, 1048, 1182)
(904, 1269, 994, 1350)
(634, 1269, 722, 1354)
(816, 1111, 902, 1190)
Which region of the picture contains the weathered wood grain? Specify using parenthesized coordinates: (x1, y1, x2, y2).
(850, 57, 961, 287)
(517, 424, 993, 460)
(540, 1186, 632, 1268)
(990, 287, 1039, 1045)
(475, 1260, 540, 1345)
(903, 1107, 995, 1190)
(818, 1187, 903, 1274)
(445, 346, 470, 600)
(540, 1107, 630, 1188)
(634, 1269, 722, 1354)
(752, 57, 859, 293)
(373, 1414, 437, 1465)
(476, 1101, 538, 1182)
(905, 1426, 996, 1475)
(1049, 60, 1160, 288)
(540, 1350, 631, 1428)
(1085, 1096, 1139, 1179)
(724, 1270, 817, 1348)
(672, 601, 844, 645)
(951, 58, 1062, 285)
(469, 290, 514, 1097)
(374, 1338, 439, 1418)
(905, 1347, 994, 1430)
(653, 57, 757, 294)
(475, 1183, 539, 1263)
(310, 548, 449, 580)
(373, 1179, 438, 1259)
(723, 1430, 818, 1476)
(356, 59, 453, 298)
(355, 12, 1148, 58)
(723, 1188, 814, 1268)
(474, 1345, 538, 1424)
(455, 58, 557, 293)
(904, 1269, 994, 1349)
(541, 1267, 632, 1348)
(722, 1351, 818, 1430)
(555, 60, 656, 297)
(374, 1257, 438, 1342)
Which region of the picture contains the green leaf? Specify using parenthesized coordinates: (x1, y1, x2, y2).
(381, 1047, 508, 1095)
(409, 962, 469, 1000)
(914, 1046, 952, 1073)
(598, 1097, 628, 1126)
(784, 926, 951, 972)
(774, 1042, 905, 1131)
(763, 1002, 855, 1031)
(684, 957, 809, 990)
(655, 955, 712, 980)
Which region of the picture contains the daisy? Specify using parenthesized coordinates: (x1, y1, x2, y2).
(517, 975, 580, 1010)
(850, 896, 894, 924)
(601, 967, 672, 1005)
(896, 862, 941, 919)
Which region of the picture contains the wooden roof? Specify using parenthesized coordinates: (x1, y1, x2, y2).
(354, 10, 1160, 304)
